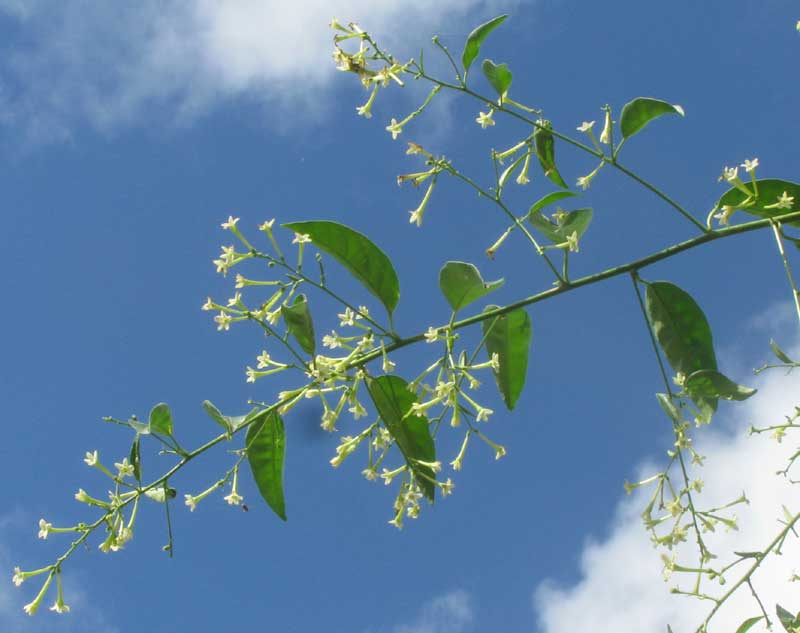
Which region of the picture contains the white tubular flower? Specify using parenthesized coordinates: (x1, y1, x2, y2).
(292, 233, 311, 244)
(440, 478, 455, 497)
(226, 292, 242, 307)
(37, 519, 52, 540)
(386, 118, 403, 140)
(114, 458, 135, 479)
(338, 308, 356, 327)
(382, 354, 396, 373)
(362, 467, 378, 481)
(408, 178, 436, 228)
(256, 351, 272, 368)
(184, 494, 197, 512)
(475, 110, 496, 129)
(74, 489, 90, 503)
(713, 205, 736, 226)
(490, 353, 500, 371)
(201, 297, 215, 311)
(83, 450, 99, 466)
(348, 400, 367, 420)
(565, 231, 580, 253)
(424, 326, 441, 343)
(765, 191, 795, 210)
(720, 165, 739, 183)
(576, 121, 595, 132)
(356, 85, 378, 118)
(476, 407, 493, 422)
(214, 312, 233, 331)
(740, 158, 759, 173)
(599, 109, 612, 144)
(221, 215, 240, 230)
(322, 331, 341, 349)
(224, 491, 243, 506)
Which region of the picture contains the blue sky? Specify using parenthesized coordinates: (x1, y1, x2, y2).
(1, 1, 799, 632)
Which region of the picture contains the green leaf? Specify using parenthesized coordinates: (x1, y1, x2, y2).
(148, 402, 173, 437)
(439, 261, 503, 313)
(644, 281, 718, 413)
(202, 400, 232, 434)
(281, 294, 316, 355)
(619, 97, 685, 140)
(771, 338, 794, 364)
(655, 393, 681, 423)
(776, 604, 800, 633)
(481, 59, 512, 100)
(715, 179, 800, 223)
(528, 208, 593, 244)
(282, 221, 400, 316)
(461, 15, 508, 79)
(246, 410, 287, 521)
(685, 369, 757, 401)
(129, 434, 142, 483)
(534, 121, 568, 189)
(528, 190, 581, 215)
(735, 616, 765, 633)
(482, 306, 532, 410)
(366, 375, 437, 502)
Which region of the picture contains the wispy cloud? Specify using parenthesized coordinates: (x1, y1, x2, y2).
(392, 590, 475, 633)
(534, 332, 800, 632)
(0, 509, 119, 633)
(0, 0, 515, 143)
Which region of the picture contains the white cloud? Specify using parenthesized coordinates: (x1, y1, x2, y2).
(393, 590, 475, 633)
(0, 0, 516, 142)
(0, 509, 119, 633)
(534, 338, 800, 633)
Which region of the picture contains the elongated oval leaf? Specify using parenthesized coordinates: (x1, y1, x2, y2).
(528, 190, 580, 215)
(645, 281, 718, 413)
(129, 434, 142, 483)
(202, 400, 232, 434)
(771, 338, 794, 364)
(439, 261, 503, 313)
(281, 294, 316, 355)
(149, 402, 173, 437)
(685, 369, 757, 401)
(481, 59, 512, 100)
(366, 375, 436, 502)
(715, 179, 800, 224)
(282, 221, 400, 316)
(777, 604, 800, 633)
(534, 122, 568, 189)
(620, 97, 684, 140)
(462, 15, 507, 79)
(246, 410, 287, 521)
(655, 393, 681, 423)
(735, 616, 764, 633)
(482, 306, 532, 410)
(529, 208, 593, 244)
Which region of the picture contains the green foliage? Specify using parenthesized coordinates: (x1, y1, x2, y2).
(734, 616, 765, 633)
(202, 400, 260, 435)
(366, 375, 437, 501)
(777, 604, 800, 633)
(461, 15, 507, 79)
(283, 220, 400, 316)
(482, 307, 532, 410)
(439, 261, 503, 313)
(129, 435, 142, 483)
(771, 338, 794, 363)
(246, 410, 287, 521)
(685, 369, 757, 402)
(481, 59, 512, 101)
(281, 294, 316, 355)
(619, 97, 684, 140)
(528, 208, 593, 244)
(528, 190, 580, 215)
(534, 121, 568, 188)
(148, 403, 174, 437)
(716, 178, 800, 221)
(644, 281, 718, 413)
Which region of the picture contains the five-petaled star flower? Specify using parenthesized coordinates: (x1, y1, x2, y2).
(84, 450, 99, 466)
(424, 326, 441, 343)
(37, 519, 52, 540)
(220, 216, 239, 230)
(741, 158, 759, 173)
(475, 110, 495, 129)
(292, 233, 311, 244)
(224, 491, 243, 506)
(576, 121, 595, 132)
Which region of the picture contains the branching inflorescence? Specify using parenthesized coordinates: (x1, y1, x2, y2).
(13, 14, 800, 632)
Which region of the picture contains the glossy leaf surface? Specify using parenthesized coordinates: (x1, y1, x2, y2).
(620, 97, 684, 139)
(461, 15, 507, 79)
(439, 261, 503, 313)
(246, 410, 287, 521)
(482, 306, 532, 410)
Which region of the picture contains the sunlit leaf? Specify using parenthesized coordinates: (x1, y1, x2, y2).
(462, 15, 508, 79)
(685, 369, 756, 401)
(528, 208, 593, 244)
(203, 400, 232, 434)
(439, 261, 504, 313)
(482, 306, 532, 410)
(644, 281, 718, 413)
(281, 294, 316, 355)
(776, 604, 800, 633)
(366, 375, 437, 502)
(620, 97, 684, 140)
(715, 179, 800, 224)
(534, 121, 568, 188)
(148, 402, 173, 437)
(283, 221, 400, 316)
(481, 59, 512, 100)
(246, 410, 287, 521)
